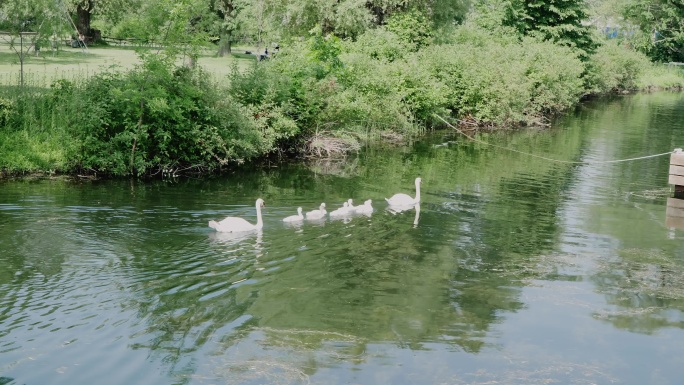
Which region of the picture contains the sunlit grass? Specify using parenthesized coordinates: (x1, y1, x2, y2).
(0, 130, 71, 172)
(0, 41, 256, 87)
(637, 63, 684, 90)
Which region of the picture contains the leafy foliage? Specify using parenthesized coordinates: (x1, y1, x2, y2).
(228, 23, 588, 134)
(418, 28, 585, 125)
(348, 28, 412, 62)
(498, 0, 597, 59)
(0, 97, 15, 127)
(3, 0, 684, 176)
(385, 8, 434, 51)
(584, 41, 652, 93)
(67, 55, 266, 176)
(621, 0, 684, 62)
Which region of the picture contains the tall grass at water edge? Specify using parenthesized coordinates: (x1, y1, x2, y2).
(0, 71, 87, 174)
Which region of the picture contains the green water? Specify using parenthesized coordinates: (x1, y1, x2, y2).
(1, 93, 684, 385)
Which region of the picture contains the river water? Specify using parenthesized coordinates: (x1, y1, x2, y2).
(1, 93, 684, 385)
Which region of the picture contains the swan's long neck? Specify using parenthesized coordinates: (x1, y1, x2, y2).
(255, 203, 263, 228)
(414, 180, 421, 203)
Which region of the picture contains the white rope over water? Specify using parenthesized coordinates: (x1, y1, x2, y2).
(434, 114, 675, 165)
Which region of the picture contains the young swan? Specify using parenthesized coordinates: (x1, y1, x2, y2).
(330, 202, 350, 217)
(385, 177, 421, 206)
(346, 199, 356, 211)
(282, 207, 304, 222)
(305, 203, 327, 220)
(209, 198, 265, 232)
(354, 199, 373, 214)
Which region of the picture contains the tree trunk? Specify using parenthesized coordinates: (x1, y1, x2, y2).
(184, 55, 197, 68)
(218, 34, 232, 56)
(76, 1, 94, 41)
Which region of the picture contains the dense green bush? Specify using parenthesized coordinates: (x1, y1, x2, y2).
(230, 23, 589, 134)
(346, 28, 411, 62)
(415, 28, 584, 126)
(0, 97, 14, 127)
(67, 56, 267, 176)
(584, 41, 652, 94)
(268, 38, 418, 135)
(385, 9, 434, 51)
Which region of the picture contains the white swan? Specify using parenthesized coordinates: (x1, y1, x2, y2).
(385, 177, 421, 206)
(209, 198, 265, 232)
(330, 202, 350, 217)
(306, 203, 327, 220)
(354, 199, 373, 214)
(283, 207, 304, 222)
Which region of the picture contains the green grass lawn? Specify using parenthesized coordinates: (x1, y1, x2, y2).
(0, 41, 257, 86)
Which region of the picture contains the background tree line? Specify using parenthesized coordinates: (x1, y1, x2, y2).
(3, 0, 678, 60)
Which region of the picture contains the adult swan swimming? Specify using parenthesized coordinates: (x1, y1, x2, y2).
(385, 177, 421, 206)
(209, 198, 265, 232)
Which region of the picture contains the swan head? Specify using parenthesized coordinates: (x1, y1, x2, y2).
(320, 203, 326, 209)
(297, 207, 303, 215)
(415, 177, 422, 185)
(347, 199, 353, 206)
(256, 198, 265, 207)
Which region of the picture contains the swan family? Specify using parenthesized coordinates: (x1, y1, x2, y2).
(208, 177, 422, 233)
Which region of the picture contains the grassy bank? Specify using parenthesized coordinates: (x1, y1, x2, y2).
(1, 28, 684, 178)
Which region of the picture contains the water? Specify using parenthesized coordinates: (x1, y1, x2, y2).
(2, 93, 684, 385)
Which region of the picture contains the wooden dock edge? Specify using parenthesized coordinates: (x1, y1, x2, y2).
(669, 148, 684, 186)
(667, 149, 684, 227)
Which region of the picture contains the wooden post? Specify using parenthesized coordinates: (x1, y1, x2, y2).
(669, 148, 684, 198)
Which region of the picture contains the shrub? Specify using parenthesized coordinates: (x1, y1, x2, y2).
(385, 9, 434, 51)
(346, 28, 411, 62)
(68, 55, 266, 176)
(418, 28, 584, 126)
(584, 41, 652, 94)
(0, 97, 15, 127)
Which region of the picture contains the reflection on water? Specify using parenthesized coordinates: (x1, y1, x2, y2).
(2, 93, 684, 385)
(666, 197, 684, 229)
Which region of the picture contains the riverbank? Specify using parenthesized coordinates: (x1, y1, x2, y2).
(1, 29, 684, 178)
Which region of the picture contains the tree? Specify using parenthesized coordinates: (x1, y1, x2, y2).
(155, 0, 213, 67)
(621, 0, 684, 62)
(0, 0, 56, 86)
(64, 0, 135, 42)
(211, 0, 246, 56)
(263, 0, 470, 39)
(500, 0, 597, 58)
